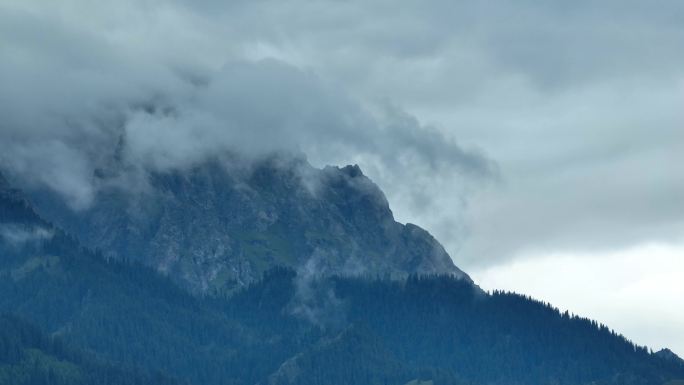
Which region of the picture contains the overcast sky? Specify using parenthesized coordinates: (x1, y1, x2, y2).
(1, 1, 683, 355)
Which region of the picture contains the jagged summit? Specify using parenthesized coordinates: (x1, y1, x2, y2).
(21, 154, 469, 294)
(656, 349, 684, 366)
(337, 164, 364, 178)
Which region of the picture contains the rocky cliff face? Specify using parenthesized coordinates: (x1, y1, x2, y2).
(23, 154, 469, 294)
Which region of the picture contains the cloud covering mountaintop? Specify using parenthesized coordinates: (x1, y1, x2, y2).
(0, 5, 494, 214)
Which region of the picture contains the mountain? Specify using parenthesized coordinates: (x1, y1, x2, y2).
(2, 168, 684, 385)
(23, 154, 468, 294)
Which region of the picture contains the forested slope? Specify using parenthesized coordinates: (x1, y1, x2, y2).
(2, 174, 683, 385)
(0, 314, 178, 385)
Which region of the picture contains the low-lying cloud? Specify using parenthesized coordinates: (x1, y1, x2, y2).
(0, 224, 54, 246)
(0, 4, 494, 212)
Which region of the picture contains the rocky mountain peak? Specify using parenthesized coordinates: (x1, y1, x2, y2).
(21, 154, 470, 294)
(339, 164, 363, 178)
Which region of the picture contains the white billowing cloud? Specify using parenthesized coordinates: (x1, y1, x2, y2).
(0, 2, 494, 211)
(471, 241, 684, 357)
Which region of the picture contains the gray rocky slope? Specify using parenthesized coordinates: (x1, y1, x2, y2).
(23, 154, 470, 294)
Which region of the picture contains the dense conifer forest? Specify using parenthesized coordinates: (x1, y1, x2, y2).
(0, 314, 178, 385)
(2, 176, 684, 385)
